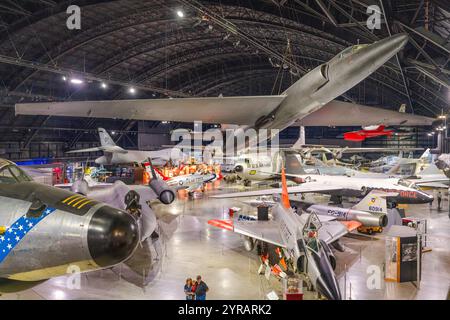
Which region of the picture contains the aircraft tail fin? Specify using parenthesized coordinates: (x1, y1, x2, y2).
(98, 128, 117, 148)
(420, 162, 442, 175)
(292, 127, 305, 149)
(284, 152, 307, 175)
(420, 148, 431, 161)
(149, 165, 170, 181)
(351, 190, 397, 214)
(281, 166, 291, 210)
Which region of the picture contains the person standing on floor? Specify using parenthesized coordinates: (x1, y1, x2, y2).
(184, 278, 194, 300)
(195, 275, 209, 300)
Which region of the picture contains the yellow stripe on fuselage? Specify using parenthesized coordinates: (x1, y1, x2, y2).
(62, 195, 79, 203)
(67, 196, 85, 206)
(78, 200, 94, 209)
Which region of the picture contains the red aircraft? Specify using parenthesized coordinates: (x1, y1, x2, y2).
(343, 125, 394, 142)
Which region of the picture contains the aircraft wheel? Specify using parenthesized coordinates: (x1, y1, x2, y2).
(367, 229, 373, 235)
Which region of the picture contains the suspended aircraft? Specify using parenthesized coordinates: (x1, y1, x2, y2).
(16, 34, 433, 152)
(343, 125, 394, 142)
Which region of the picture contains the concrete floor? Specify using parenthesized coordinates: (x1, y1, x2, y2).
(1, 182, 449, 300)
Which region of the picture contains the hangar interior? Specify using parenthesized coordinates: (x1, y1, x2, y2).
(0, 0, 449, 300)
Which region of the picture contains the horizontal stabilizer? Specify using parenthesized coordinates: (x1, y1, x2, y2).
(340, 220, 362, 232)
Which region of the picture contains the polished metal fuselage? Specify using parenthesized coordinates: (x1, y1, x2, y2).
(0, 182, 100, 281)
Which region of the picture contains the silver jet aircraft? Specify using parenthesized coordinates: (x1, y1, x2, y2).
(242, 190, 393, 229)
(152, 166, 217, 194)
(67, 128, 185, 165)
(16, 34, 433, 144)
(209, 169, 348, 300)
(0, 159, 140, 292)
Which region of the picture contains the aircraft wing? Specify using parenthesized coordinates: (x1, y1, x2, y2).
(66, 147, 104, 154)
(296, 101, 434, 126)
(208, 219, 286, 247)
(66, 146, 128, 154)
(15, 98, 433, 127)
(337, 147, 423, 154)
(318, 221, 350, 244)
(210, 183, 342, 199)
(15, 96, 286, 125)
(416, 181, 449, 189)
(316, 215, 361, 233)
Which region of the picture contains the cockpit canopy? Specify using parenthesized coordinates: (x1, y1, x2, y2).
(338, 44, 369, 59)
(301, 213, 323, 254)
(397, 178, 419, 190)
(0, 159, 33, 184)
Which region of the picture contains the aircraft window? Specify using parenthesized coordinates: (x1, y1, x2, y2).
(0, 166, 16, 184)
(0, 165, 32, 184)
(338, 47, 352, 58)
(397, 179, 418, 189)
(9, 165, 32, 183)
(302, 214, 322, 254)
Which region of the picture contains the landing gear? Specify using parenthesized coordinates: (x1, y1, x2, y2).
(243, 180, 251, 187)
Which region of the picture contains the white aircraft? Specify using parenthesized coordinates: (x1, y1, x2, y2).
(242, 190, 395, 229)
(152, 166, 217, 194)
(212, 167, 434, 205)
(66, 128, 185, 165)
(16, 34, 433, 150)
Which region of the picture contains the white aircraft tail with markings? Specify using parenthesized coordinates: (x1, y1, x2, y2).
(351, 190, 397, 215)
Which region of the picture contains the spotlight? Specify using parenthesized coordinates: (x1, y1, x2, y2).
(70, 78, 83, 85)
(177, 10, 184, 18)
(111, 131, 116, 135)
(129, 87, 136, 94)
(101, 82, 108, 89)
(62, 76, 67, 81)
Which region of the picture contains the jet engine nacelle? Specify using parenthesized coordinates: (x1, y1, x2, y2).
(347, 211, 388, 227)
(307, 205, 388, 227)
(243, 236, 255, 251)
(149, 179, 175, 205)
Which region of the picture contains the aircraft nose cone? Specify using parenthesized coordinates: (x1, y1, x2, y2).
(316, 275, 342, 300)
(234, 165, 244, 173)
(382, 33, 409, 51)
(369, 32, 409, 62)
(352, 33, 409, 75)
(421, 192, 434, 204)
(87, 205, 139, 267)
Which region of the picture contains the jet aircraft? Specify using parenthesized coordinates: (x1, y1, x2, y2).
(0, 159, 141, 292)
(208, 168, 346, 300)
(343, 125, 394, 142)
(66, 128, 185, 165)
(16, 34, 433, 151)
